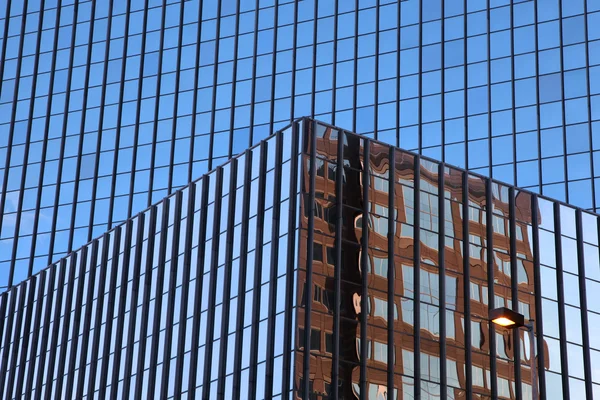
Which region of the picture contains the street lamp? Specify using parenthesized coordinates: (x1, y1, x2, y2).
(489, 307, 538, 400)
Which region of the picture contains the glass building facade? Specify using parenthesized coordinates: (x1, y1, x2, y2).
(1, 118, 600, 399)
(4, 0, 600, 291)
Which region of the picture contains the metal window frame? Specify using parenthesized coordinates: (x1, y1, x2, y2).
(121, 211, 147, 397)
(145, 0, 167, 207)
(132, 205, 158, 399)
(280, 121, 300, 396)
(462, 171, 472, 400)
(4, 274, 31, 399)
(207, 0, 223, 170)
(186, 173, 210, 396)
(85, 0, 117, 245)
(531, 194, 547, 400)
(232, 149, 253, 399)
(105, 0, 133, 229)
(201, 166, 225, 398)
(126, 0, 152, 219)
(172, 181, 197, 394)
(215, 158, 239, 397)
(301, 119, 317, 397)
(64, 246, 89, 397)
(145, 197, 171, 399)
(109, 218, 136, 397)
(23, 270, 47, 399)
(74, 239, 100, 399)
(156, 191, 183, 397)
(263, 132, 284, 399)
(576, 209, 594, 397)
(247, 142, 269, 397)
(553, 203, 571, 397)
(485, 178, 498, 399)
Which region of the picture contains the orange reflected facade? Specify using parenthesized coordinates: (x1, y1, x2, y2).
(294, 121, 549, 399)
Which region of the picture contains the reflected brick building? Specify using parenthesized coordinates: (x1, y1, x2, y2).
(0, 118, 598, 399)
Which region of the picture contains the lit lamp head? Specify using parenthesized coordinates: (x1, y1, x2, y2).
(489, 307, 525, 329)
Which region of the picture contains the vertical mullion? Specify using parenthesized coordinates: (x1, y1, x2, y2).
(9, 0, 43, 282)
(463, 0, 468, 170)
(0, 287, 17, 393)
(32, 264, 57, 400)
(414, 155, 422, 399)
(582, 1, 597, 211)
(43, 258, 68, 400)
(247, 0, 260, 146)
(360, 139, 371, 396)
(227, 0, 241, 157)
(186, 175, 211, 397)
(395, 2, 402, 148)
(373, 0, 380, 139)
(352, 0, 358, 134)
(440, 0, 446, 160)
(533, 0, 544, 195)
(207, 0, 223, 170)
(509, 2, 517, 184)
(146, 198, 170, 399)
(0, 291, 7, 371)
(87, 0, 116, 243)
(23, 271, 47, 400)
(26, 0, 64, 276)
(85, 232, 111, 398)
(0, 0, 27, 288)
(126, 0, 151, 218)
(173, 183, 196, 395)
(576, 210, 594, 397)
(485, 179, 498, 399)
(45, 0, 79, 265)
(186, 0, 204, 184)
(486, 0, 493, 182)
(556, 0, 569, 204)
(64, 246, 89, 397)
(200, 167, 224, 399)
(0, 0, 12, 94)
(110, 219, 136, 398)
(232, 150, 253, 399)
(247, 143, 269, 396)
(438, 165, 447, 399)
(268, 0, 279, 133)
(462, 172, 472, 400)
(216, 159, 238, 397)
(74, 240, 100, 399)
(387, 147, 396, 397)
(97, 225, 123, 398)
(330, 0, 339, 126)
(553, 203, 570, 398)
(417, 0, 423, 154)
(288, 1, 299, 127)
(53, 253, 80, 398)
(166, 0, 187, 193)
(159, 192, 183, 399)
(264, 133, 284, 399)
(146, 0, 167, 206)
(310, 0, 317, 118)
(65, 0, 94, 245)
(360, 138, 371, 394)
(531, 195, 547, 400)
(280, 122, 300, 397)
(301, 121, 317, 397)
(509, 187, 522, 399)
(332, 123, 345, 398)
(121, 212, 146, 397)
(5, 277, 30, 398)
(106, 0, 133, 229)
